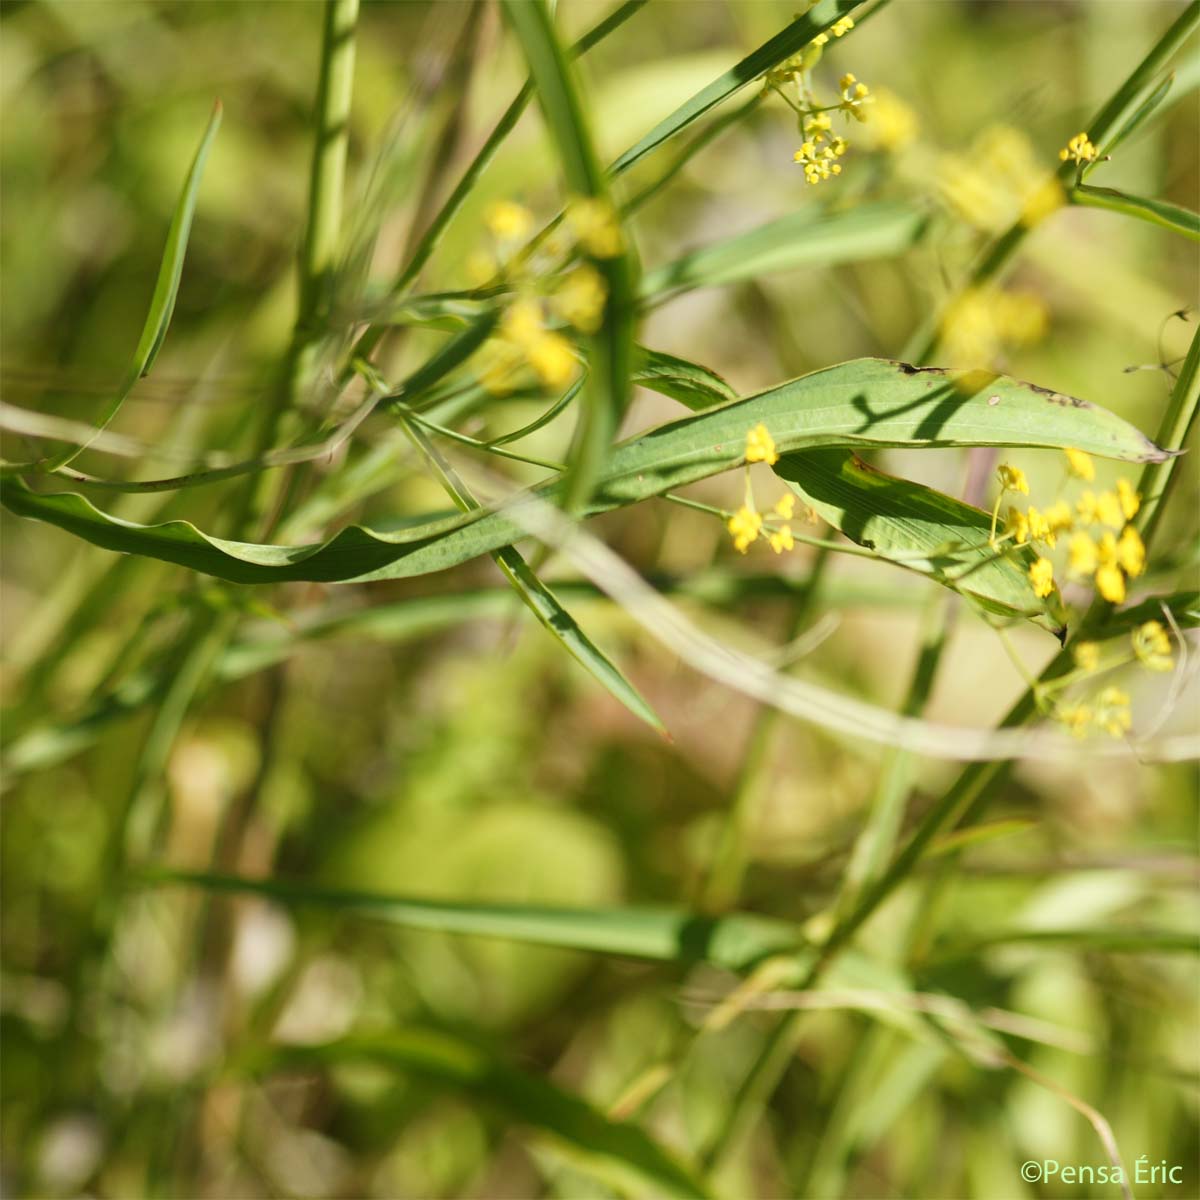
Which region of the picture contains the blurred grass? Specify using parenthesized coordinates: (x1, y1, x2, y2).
(2, 2, 1198, 1199)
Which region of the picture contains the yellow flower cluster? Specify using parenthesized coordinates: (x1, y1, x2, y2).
(1131, 620, 1173, 671)
(763, 19, 879, 186)
(937, 125, 1064, 233)
(1058, 686, 1131, 739)
(479, 296, 577, 393)
(940, 285, 1048, 368)
(992, 449, 1148, 609)
(1059, 131, 1098, 167)
(472, 197, 621, 394)
(860, 87, 918, 153)
(724, 426, 805, 554)
(728, 492, 799, 555)
(565, 197, 623, 259)
(793, 112, 847, 184)
(1048, 618, 1174, 741)
(745, 422, 779, 465)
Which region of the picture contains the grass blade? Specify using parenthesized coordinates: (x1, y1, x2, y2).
(43, 101, 222, 471)
(148, 869, 806, 972)
(502, 0, 637, 514)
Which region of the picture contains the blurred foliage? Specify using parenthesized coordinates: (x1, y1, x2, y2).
(2, 2, 1198, 1198)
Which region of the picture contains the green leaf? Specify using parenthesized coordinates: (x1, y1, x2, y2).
(641, 203, 928, 299)
(1070, 183, 1200, 240)
(776, 450, 1066, 631)
(44, 101, 223, 471)
(502, 0, 637, 514)
(3, 360, 1169, 585)
(608, 0, 864, 177)
(148, 869, 806, 973)
(634, 347, 737, 410)
(1092, 70, 1174, 163)
(255, 1031, 712, 1200)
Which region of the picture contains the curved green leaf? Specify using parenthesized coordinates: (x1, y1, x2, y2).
(634, 347, 737, 410)
(1070, 183, 1200, 240)
(45, 100, 223, 471)
(776, 450, 1066, 632)
(3, 360, 1168, 585)
(256, 1031, 711, 1200)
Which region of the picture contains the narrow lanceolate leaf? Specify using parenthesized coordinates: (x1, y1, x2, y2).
(254, 1032, 712, 1200)
(641, 203, 928, 299)
(149, 870, 807, 971)
(3, 360, 1169, 585)
(634, 347, 737, 410)
(44, 101, 223, 471)
(1092, 70, 1174, 163)
(502, 0, 636, 514)
(776, 450, 1068, 632)
(608, 0, 865, 176)
(1070, 184, 1200, 240)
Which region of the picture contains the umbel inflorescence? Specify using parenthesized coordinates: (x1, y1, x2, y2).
(468, 197, 623, 395)
(763, 13, 873, 186)
(988, 449, 1175, 740)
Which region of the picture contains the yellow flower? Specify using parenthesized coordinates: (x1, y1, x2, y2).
(525, 331, 577, 389)
(1094, 562, 1125, 604)
(550, 264, 608, 333)
(768, 525, 795, 554)
(566, 196, 623, 258)
(1005, 506, 1029, 543)
(501, 297, 545, 345)
(485, 200, 534, 242)
(486, 296, 578, 392)
(997, 463, 1029, 495)
(1116, 525, 1145, 577)
(861, 87, 917, 152)
(727, 505, 763, 553)
(831, 15, 854, 36)
(1073, 641, 1099, 672)
(993, 291, 1047, 344)
(1096, 490, 1124, 530)
(1095, 686, 1131, 737)
(774, 493, 796, 520)
(1132, 620, 1173, 672)
(838, 73, 873, 122)
(1059, 131, 1098, 166)
(1117, 478, 1140, 521)
(1057, 702, 1093, 738)
(1020, 175, 1065, 226)
(1064, 447, 1095, 480)
(1026, 506, 1056, 547)
(466, 250, 498, 286)
(937, 126, 1053, 233)
(745, 423, 779, 465)
(1043, 500, 1074, 537)
(1068, 530, 1098, 575)
(1076, 490, 1098, 524)
(1029, 556, 1055, 598)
